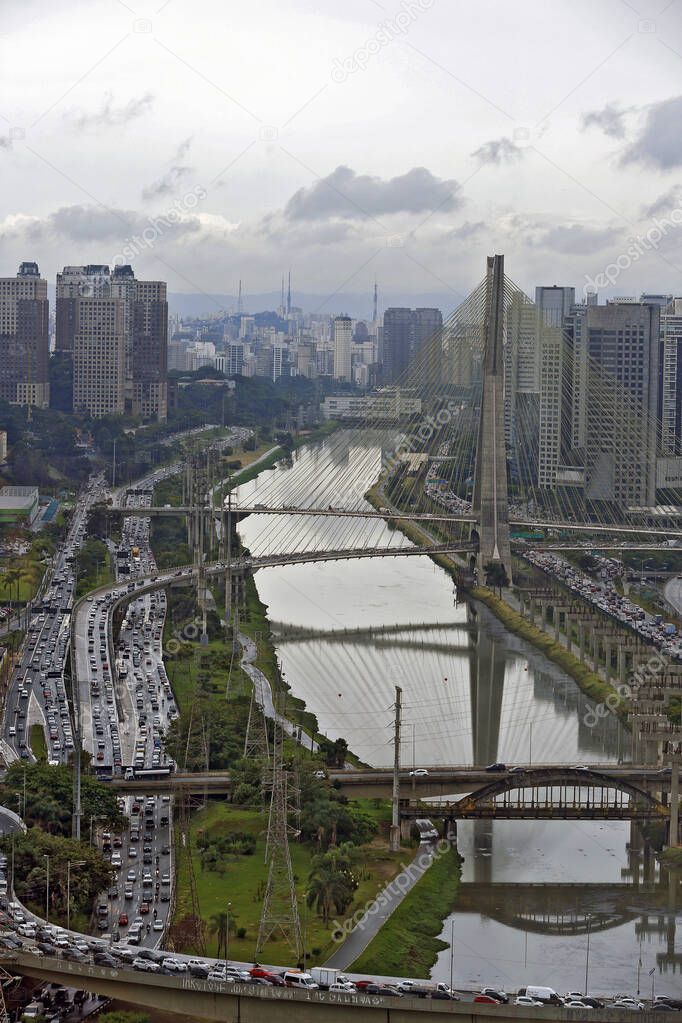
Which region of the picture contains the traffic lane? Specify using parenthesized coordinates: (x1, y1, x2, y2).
(98, 793, 173, 948)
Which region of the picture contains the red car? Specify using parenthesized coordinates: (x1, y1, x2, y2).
(249, 968, 284, 986)
(118, 912, 128, 926)
(140, 902, 150, 914)
(354, 981, 377, 990)
(474, 994, 502, 1004)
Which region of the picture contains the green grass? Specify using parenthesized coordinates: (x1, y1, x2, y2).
(172, 800, 406, 967)
(659, 846, 682, 868)
(351, 845, 462, 978)
(29, 723, 47, 761)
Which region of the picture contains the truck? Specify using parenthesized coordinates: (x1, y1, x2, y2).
(396, 980, 455, 998)
(309, 967, 350, 989)
(664, 623, 677, 636)
(131, 546, 140, 559)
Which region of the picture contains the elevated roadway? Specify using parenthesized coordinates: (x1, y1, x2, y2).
(110, 764, 681, 799)
(2, 951, 653, 1021)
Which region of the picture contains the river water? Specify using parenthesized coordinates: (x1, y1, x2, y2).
(236, 431, 682, 998)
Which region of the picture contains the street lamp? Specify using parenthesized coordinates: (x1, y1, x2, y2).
(66, 860, 85, 932)
(224, 902, 232, 973)
(584, 915, 592, 996)
(44, 854, 50, 923)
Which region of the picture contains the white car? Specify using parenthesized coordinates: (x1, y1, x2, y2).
(409, 768, 429, 777)
(187, 958, 209, 970)
(329, 982, 356, 993)
(17, 923, 36, 937)
(612, 997, 644, 1010)
(133, 957, 160, 972)
(162, 957, 188, 973)
(208, 970, 233, 982)
(564, 1001, 593, 1010)
(515, 996, 543, 1007)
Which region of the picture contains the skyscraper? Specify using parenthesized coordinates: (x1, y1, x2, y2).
(584, 302, 661, 507)
(58, 265, 167, 420)
(660, 298, 682, 454)
(333, 316, 352, 382)
(382, 307, 442, 384)
(0, 262, 49, 408)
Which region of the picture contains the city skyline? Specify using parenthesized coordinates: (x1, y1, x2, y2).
(4, 1, 682, 307)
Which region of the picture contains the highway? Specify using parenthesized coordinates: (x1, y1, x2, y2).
(2, 473, 109, 766)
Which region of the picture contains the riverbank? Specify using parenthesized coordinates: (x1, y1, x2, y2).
(350, 845, 462, 978)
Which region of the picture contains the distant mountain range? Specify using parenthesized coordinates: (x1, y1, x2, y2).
(167, 290, 462, 321)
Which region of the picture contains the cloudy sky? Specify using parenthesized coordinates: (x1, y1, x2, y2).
(3, 0, 682, 312)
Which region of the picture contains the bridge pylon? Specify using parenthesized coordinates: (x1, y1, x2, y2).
(471, 254, 513, 585)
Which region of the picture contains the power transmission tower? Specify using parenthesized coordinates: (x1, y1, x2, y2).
(176, 794, 207, 955)
(0, 968, 14, 1023)
(256, 719, 302, 959)
(244, 688, 270, 762)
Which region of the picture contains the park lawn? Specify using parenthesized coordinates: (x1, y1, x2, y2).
(29, 724, 47, 761)
(172, 800, 407, 968)
(162, 626, 252, 715)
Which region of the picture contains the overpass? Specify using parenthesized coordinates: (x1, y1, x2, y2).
(96, 500, 682, 544)
(111, 764, 680, 800)
(2, 951, 656, 1021)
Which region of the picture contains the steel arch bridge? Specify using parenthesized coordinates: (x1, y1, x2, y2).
(428, 768, 669, 820)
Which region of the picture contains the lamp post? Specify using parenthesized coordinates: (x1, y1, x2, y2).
(225, 902, 232, 973)
(44, 854, 50, 923)
(66, 860, 85, 932)
(449, 917, 455, 994)
(584, 915, 592, 995)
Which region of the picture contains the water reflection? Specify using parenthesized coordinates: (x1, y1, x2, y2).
(236, 431, 679, 993)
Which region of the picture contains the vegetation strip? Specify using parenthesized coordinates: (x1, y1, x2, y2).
(350, 845, 461, 978)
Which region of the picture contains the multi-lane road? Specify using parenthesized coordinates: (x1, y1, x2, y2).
(2, 473, 109, 766)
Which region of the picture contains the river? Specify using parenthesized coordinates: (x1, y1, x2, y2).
(236, 430, 682, 998)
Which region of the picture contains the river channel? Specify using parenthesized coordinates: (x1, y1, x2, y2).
(236, 430, 682, 997)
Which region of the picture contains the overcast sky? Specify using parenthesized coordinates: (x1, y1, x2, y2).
(3, 0, 682, 312)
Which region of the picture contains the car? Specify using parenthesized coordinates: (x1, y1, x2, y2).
(188, 958, 210, 971)
(409, 768, 429, 777)
(612, 997, 645, 1010)
(140, 902, 150, 914)
(17, 923, 37, 937)
(363, 985, 402, 997)
(474, 994, 503, 1004)
(118, 913, 128, 927)
(162, 957, 188, 972)
(481, 987, 509, 1003)
(152, 919, 163, 932)
(564, 1000, 593, 1009)
(133, 957, 160, 973)
(208, 969, 233, 982)
(485, 762, 507, 772)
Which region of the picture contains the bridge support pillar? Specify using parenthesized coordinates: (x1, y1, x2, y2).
(554, 608, 561, 642)
(578, 621, 586, 664)
(669, 755, 680, 848)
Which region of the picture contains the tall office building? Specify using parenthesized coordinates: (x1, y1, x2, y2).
(660, 299, 682, 454)
(382, 307, 442, 384)
(58, 265, 167, 420)
(534, 286, 575, 488)
(0, 262, 50, 408)
(333, 316, 352, 382)
(382, 308, 412, 383)
(584, 302, 660, 507)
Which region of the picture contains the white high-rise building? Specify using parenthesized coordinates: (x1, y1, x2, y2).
(333, 316, 352, 382)
(73, 297, 126, 417)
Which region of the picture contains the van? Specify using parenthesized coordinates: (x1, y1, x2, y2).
(517, 986, 563, 1006)
(283, 971, 319, 990)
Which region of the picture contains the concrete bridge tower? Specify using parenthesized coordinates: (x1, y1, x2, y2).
(471, 254, 513, 584)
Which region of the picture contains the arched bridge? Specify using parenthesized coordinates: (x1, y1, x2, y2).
(404, 768, 669, 821)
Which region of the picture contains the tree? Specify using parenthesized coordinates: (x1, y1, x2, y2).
(306, 846, 358, 924)
(484, 560, 509, 596)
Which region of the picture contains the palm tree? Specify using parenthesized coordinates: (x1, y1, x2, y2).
(209, 911, 227, 958)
